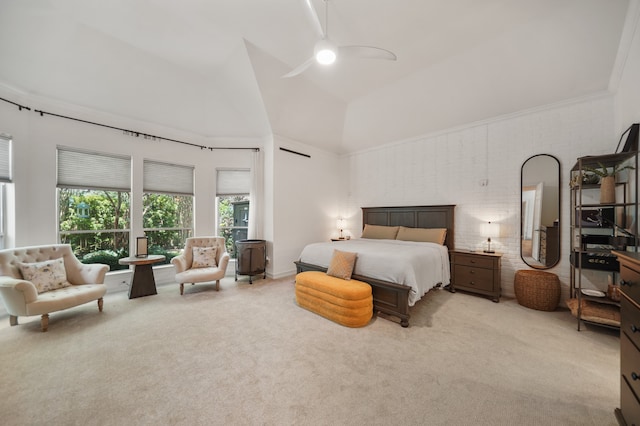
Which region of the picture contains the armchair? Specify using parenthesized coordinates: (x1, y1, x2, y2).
(171, 237, 230, 295)
(0, 244, 109, 331)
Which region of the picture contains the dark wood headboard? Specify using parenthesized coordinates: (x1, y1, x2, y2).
(362, 205, 455, 250)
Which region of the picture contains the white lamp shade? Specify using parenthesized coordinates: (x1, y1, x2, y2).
(336, 218, 346, 230)
(482, 222, 500, 238)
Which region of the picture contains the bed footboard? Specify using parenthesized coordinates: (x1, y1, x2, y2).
(294, 261, 411, 327)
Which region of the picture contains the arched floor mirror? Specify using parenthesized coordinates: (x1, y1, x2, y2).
(521, 154, 561, 269)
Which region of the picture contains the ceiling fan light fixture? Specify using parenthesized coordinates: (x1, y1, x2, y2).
(314, 39, 337, 65)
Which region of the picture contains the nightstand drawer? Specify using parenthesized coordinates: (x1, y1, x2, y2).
(454, 253, 495, 269)
(454, 265, 495, 292)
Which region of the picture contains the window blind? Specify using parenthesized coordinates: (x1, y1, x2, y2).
(0, 134, 12, 183)
(216, 169, 250, 195)
(144, 160, 194, 196)
(57, 147, 131, 191)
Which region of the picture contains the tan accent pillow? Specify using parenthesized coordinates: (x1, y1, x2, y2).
(192, 246, 218, 268)
(396, 226, 447, 245)
(18, 258, 71, 294)
(361, 224, 399, 240)
(326, 249, 357, 280)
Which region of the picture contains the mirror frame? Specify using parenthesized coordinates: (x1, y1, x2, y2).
(520, 154, 561, 269)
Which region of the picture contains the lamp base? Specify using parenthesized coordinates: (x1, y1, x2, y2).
(483, 250, 495, 254)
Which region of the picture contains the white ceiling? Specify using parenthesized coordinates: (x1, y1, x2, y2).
(0, 0, 632, 153)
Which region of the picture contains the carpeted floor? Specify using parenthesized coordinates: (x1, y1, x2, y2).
(0, 275, 620, 425)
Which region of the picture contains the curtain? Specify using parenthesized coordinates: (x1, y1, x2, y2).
(248, 149, 263, 239)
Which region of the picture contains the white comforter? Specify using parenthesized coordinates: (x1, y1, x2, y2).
(298, 239, 450, 306)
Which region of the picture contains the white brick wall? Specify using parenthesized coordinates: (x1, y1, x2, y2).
(346, 94, 617, 299)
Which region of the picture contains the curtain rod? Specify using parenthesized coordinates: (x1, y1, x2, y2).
(279, 147, 310, 158)
(0, 96, 31, 111)
(0, 96, 259, 152)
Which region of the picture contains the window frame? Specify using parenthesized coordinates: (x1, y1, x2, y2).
(56, 147, 132, 268)
(142, 160, 195, 259)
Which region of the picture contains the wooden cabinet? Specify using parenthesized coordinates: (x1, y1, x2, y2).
(450, 251, 501, 302)
(614, 251, 640, 426)
(570, 151, 638, 330)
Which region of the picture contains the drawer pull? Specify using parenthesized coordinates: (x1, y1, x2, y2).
(470, 260, 476, 263)
(620, 280, 632, 287)
(631, 325, 639, 333)
(632, 372, 639, 381)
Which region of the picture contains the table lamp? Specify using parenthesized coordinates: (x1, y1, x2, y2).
(482, 221, 499, 253)
(337, 218, 346, 240)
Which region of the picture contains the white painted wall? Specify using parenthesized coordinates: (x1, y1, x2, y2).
(269, 135, 347, 278)
(615, 1, 640, 134)
(346, 94, 618, 299)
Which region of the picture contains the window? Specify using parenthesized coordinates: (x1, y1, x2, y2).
(57, 147, 131, 270)
(143, 160, 194, 263)
(216, 169, 250, 257)
(0, 133, 12, 250)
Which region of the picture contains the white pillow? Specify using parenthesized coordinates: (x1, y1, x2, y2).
(192, 246, 218, 268)
(18, 258, 71, 294)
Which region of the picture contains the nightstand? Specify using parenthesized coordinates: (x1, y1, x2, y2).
(450, 250, 502, 302)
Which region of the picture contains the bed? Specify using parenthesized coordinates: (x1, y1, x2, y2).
(295, 205, 455, 327)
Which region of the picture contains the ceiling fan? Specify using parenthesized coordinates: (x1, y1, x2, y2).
(283, 0, 397, 78)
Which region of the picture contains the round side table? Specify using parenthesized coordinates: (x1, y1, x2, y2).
(118, 255, 166, 299)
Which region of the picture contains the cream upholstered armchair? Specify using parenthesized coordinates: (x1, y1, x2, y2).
(0, 244, 109, 331)
(171, 237, 230, 295)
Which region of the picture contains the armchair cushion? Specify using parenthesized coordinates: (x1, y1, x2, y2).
(18, 258, 71, 293)
(192, 246, 218, 268)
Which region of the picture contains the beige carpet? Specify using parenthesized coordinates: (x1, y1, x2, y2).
(0, 276, 620, 426)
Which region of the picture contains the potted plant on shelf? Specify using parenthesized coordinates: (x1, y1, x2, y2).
(583, 162, 635, 204)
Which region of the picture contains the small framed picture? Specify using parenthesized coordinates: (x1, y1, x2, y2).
(136, 237, 148, 258)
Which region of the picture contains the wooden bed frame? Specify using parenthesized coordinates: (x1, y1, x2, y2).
(295, 205, 455, 327)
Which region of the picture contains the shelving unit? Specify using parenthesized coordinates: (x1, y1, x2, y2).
(569, 151, 638, 330)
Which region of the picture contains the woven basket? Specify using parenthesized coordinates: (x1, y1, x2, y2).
(514, 270, 561, 311)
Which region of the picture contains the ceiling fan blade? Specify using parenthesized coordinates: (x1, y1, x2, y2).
(339, 45, 397, 61)
(302, 0, 325, 38)
(282, 57, 315, 78)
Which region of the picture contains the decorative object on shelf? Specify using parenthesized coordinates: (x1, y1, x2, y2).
(583, 173, 601, 185)
(481, 221, 499, 253)
(336, 218, 346, 240)
(569, 172, 600, 189)
(581, 288, 606, 297)
(607, 282, 621, 302)
(135, 236, 148, 258)
(582, 162, 635, 204)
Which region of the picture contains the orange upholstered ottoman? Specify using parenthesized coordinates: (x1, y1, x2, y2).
(295, 271, 373, 327)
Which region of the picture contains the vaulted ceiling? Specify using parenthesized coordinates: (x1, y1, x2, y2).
(0, 0, 632, 153)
